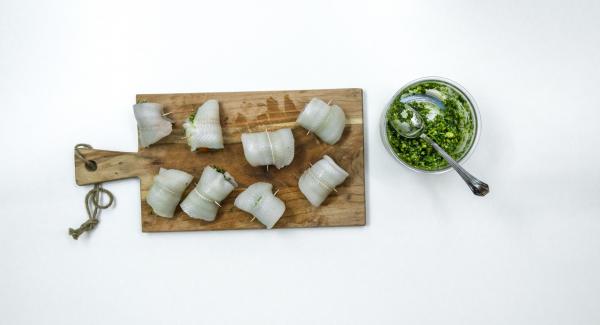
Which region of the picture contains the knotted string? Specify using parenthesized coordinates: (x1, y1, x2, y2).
(312, 105, 334, 135)
(193, 187, 221, 207)
(248, 188, 280, 223)
(306, 99, 334, 135)
(265, 129, 276, 171)
(74, 143, 97, 171)
(69, 144, 115, 240)
(307, 163, 337, 193)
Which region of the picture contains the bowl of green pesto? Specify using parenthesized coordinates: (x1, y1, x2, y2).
(380, 77, 480, 173)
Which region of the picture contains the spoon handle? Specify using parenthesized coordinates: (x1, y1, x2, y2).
(420, 134, 490, 196)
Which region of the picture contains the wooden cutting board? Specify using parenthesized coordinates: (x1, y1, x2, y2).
(74, 88, 365, 232)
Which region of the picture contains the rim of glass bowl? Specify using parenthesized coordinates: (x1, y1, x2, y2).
(379, 76, 482, 174)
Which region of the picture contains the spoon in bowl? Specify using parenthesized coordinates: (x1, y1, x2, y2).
(390, 104, 489, 196)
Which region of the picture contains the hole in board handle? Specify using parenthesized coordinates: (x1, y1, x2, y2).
(85, 160, 97, 171)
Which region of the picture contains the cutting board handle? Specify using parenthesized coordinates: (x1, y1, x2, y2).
(74, 148, 154, 186)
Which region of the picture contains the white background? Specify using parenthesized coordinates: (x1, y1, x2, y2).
(1, 0, 599, 324)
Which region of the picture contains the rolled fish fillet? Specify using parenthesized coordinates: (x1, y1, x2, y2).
(296, 98, 346, 145)
(180, 166, 237, 221)
(133, 102, 173, 147)
(234, 182, 285, 229)
(298, 155, 349, 207)
(147, 168, 193, 218)
(183, 99, 224, 151)
(241, 128, 294, 169)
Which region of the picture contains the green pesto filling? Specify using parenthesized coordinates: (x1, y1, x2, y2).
(188, 112, 196, 123)
(211, 165, 226, 174)
(211, 165, 233, 183)
(385, 81, 476, 171)
(253, 195, 263, 208)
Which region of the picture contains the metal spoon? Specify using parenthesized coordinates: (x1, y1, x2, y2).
(391, 104, 490, 196)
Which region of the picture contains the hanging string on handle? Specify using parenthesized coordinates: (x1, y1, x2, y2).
(70, 144, 115, 240)
(74, 144, 97, 171)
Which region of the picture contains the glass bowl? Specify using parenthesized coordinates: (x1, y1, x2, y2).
(380, 76, 481, 174)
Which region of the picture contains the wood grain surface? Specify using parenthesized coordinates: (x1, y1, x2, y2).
(74, 88, 365, 232)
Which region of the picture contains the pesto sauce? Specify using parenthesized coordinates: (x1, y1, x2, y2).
(211, 165, 226, 174)
(386, 81, 476, 171)
(211, 165, 233, 182)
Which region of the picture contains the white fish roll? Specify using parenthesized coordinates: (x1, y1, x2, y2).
(147, 168, 193, 218)
(296, 98, 346, 145)
(180, 166, 237, 221)
(298, 155, 349, 207)
(133, 102, 173, 147)
(234, 182, 285, 229)
(241, 128, 294, 169)
(183, 99, 224, 151)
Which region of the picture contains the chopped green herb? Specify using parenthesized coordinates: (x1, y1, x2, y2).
(211, 165, 234, 183)
(188, 112, 196, 123)
(253, 196, 263, 208)
(211, 165, 226, 174)
(386, 81, 476, 171)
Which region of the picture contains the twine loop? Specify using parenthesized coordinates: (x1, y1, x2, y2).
(70, 144, 115, 240)
(307, 163, 337, 193)
(306, 99, 334, 135)
(313, 105, 334, 134)
(265, 129, 277, 169)
(193, 187, 221, 207)
(74, 143, 97, 171)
